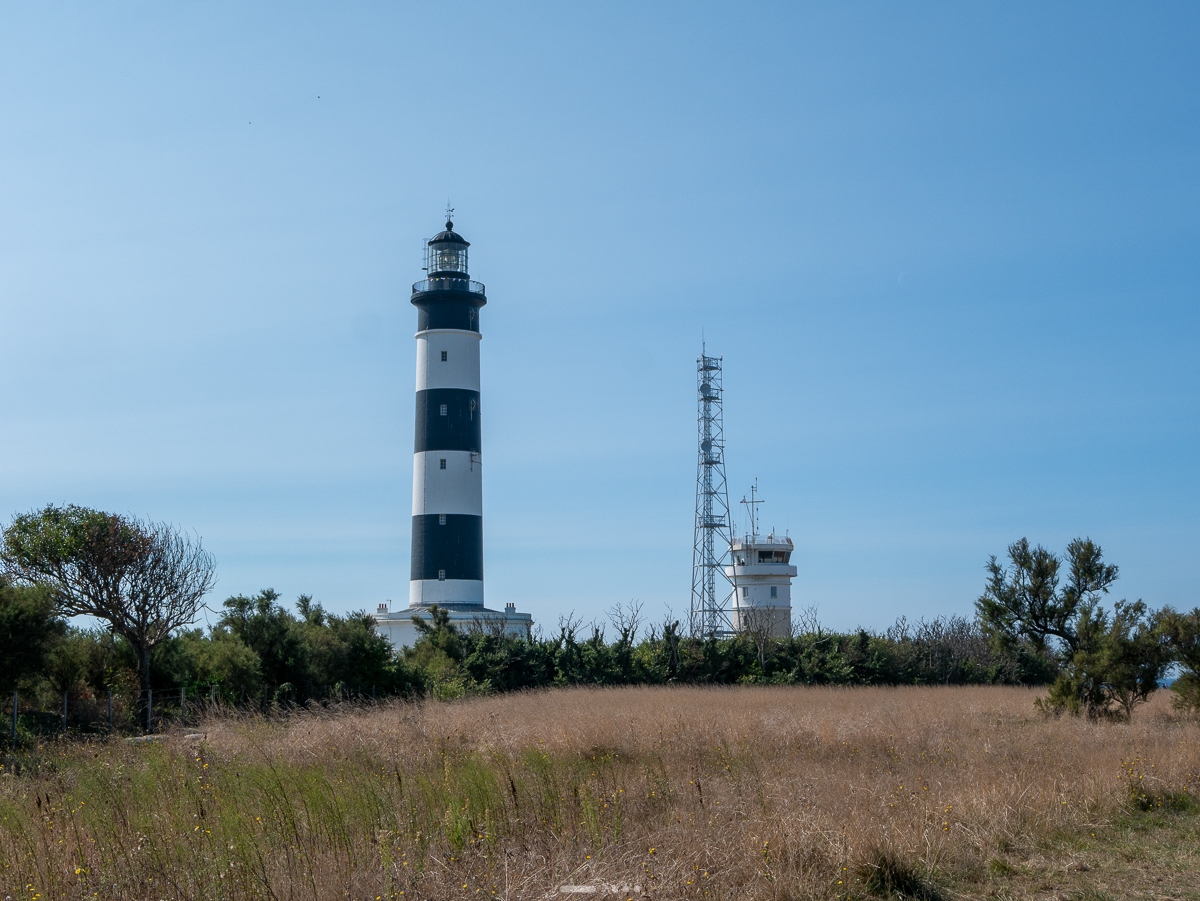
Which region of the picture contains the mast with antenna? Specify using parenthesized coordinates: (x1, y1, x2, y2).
(740, 480, 763, 539)
(690, 346, 737, 638)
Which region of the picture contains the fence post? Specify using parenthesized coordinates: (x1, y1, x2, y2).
(147, 688, 153, 734)
(181, 685, 187, 725)
(107, 690, 113, 731)
(62, 690, 68, 733)
(210, 684, 216, 707)
(10, 690, 16, 748)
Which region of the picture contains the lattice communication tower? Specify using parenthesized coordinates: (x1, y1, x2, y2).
(690, 347, 736, 637)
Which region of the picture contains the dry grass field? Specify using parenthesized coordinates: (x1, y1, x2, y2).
(2, 685, 1199, 900)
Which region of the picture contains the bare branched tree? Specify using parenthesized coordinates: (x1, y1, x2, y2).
(661, 615, 682, 677)
(557, 611, 584, 640)
(791, 604, 822, 638)
(2, 505, 216, 698)
(466, 613, 509, 638)
(607, 599, 643, 646)
(739, 608, 776, 670)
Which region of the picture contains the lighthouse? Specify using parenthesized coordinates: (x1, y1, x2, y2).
(409, 217, 486, 607)
(373, 215, 532, 649)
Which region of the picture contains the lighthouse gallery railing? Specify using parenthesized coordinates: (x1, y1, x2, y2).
(411, 278, 486, 295)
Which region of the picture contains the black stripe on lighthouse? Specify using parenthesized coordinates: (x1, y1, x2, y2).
(414, 388, 481, 453)
(415, 298, 481, 333)
(410, 514, 484, 582)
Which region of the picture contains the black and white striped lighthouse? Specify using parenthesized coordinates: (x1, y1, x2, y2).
(373, 216, 532, 648)
(409, 217, 486, 609)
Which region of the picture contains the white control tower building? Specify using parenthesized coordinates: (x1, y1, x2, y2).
(725, 483, 796, 637)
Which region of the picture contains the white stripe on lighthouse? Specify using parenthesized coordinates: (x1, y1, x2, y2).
(412, 451, 483, 516)
(415, 329, 481, 392)
(410, 578, 484, 607)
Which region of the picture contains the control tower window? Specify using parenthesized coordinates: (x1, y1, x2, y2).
(758, 551, 773, 563)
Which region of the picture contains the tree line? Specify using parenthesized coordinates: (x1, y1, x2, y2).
(0, 582, 1051, 707)
(3, 505, 1199, 724)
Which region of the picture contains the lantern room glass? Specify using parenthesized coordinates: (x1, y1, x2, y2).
(429, 243, 468, 276)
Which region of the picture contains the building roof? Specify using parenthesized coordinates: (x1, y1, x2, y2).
(428, 220, 469, 246)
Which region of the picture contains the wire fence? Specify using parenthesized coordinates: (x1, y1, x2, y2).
(5, 683, 387, 748)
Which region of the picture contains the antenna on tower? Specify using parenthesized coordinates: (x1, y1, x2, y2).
(690, 348, 737, 638)
(740, 480, 763, 539)
(445, 201, 455, 228)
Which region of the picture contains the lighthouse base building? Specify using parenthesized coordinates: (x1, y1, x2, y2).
(373, 600, 532, 651)
(373, 216, 533, 651)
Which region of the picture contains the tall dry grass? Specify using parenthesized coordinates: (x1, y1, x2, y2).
(1, 685, 1197, 900)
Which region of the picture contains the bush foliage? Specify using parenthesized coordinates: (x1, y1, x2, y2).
(976, 536, 1187, 720)
(5, 515, 1198, 720)
(5, 588, 1058, 706)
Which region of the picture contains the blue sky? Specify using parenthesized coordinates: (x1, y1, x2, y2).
(1, 3, 1197, 633)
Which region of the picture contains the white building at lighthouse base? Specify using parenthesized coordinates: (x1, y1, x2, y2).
(372, 601, 533, 651)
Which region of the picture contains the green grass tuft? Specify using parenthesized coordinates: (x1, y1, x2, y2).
(857, 848, 943, 900)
